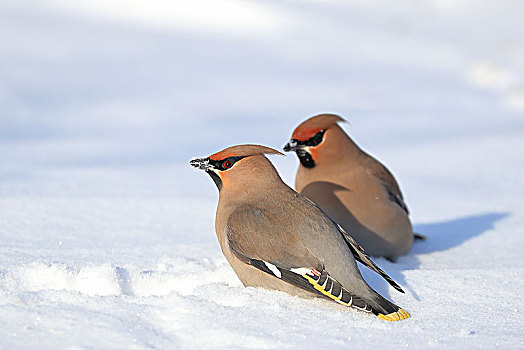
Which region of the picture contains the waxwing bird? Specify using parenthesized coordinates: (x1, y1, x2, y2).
(284, 114, 421, 260)
(190, 144, 409, 321)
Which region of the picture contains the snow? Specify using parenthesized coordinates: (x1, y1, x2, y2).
(1, 0, 523, 348)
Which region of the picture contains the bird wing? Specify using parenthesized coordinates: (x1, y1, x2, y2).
(226, 205, 321, 271)
(362, 154, 409, 215)
(226, 205, 377, 314)
(335, 223, 405, 293)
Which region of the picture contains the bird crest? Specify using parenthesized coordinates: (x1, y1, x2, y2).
(291, 114, 346, 141)
(209, 144, 284, 161)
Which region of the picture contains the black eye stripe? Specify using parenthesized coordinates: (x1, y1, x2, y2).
(292, 130, 325, 148)
(208, 156, 246, 171)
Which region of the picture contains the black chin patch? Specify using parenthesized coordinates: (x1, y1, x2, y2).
(206, 170, 222, 190)
(296, 150, 315, 168)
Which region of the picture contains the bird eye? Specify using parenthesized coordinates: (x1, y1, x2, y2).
(223, 160, 233, 169)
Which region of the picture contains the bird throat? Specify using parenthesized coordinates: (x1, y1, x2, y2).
(296, 150, 315, 168)
(206, 170, 223, 190)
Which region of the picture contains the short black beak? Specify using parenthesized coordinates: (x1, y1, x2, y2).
(190, 157, 211, 170)
(190, 157, 222, 190)
(283, 139, 301, 152)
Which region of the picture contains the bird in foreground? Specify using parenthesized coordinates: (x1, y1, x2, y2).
(190, 144, 409, 321)
(284, 114, 423, 260)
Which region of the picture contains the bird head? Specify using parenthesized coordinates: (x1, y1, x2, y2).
(283, 114, 346, 168)
(190, 144, 283, 191)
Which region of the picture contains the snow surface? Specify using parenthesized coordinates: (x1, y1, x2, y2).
(1, 0, 523, 348)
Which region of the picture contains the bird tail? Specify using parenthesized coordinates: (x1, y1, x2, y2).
(288, 266, 410, 322)
(237, 252, 411, 322)
(414, 232, 427, 241)
(364, 289, 410, 321)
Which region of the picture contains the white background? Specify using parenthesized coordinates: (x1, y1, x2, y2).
(1, 1, 523, 348)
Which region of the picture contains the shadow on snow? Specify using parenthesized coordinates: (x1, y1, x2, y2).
(361, 211, 509, 301)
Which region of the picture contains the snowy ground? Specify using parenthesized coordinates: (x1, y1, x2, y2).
(1, 0, 524, 348)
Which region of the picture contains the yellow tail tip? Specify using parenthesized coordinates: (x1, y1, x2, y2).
(377, 308, 410, 321)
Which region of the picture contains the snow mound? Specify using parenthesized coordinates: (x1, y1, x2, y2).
(3, 262, 121, 296)
(1, 258, 239, 298)
(118, 258, 239, 297)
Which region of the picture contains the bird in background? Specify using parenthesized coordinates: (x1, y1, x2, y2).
(284, 114, 423, 261)
(190, 144, 410, 321)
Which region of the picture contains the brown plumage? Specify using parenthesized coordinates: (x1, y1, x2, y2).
(284, 114, 415, 260)
(190, 144, 410, 321)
